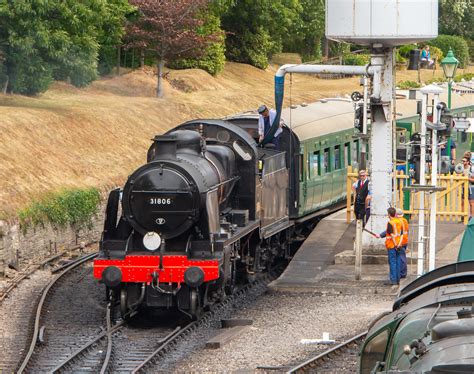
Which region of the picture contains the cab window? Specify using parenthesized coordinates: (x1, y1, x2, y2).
(360, 329, 389, 374)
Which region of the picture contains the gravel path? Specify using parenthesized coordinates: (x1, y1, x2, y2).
(0, 270, 54, 373)
(174, 292, 393, 372)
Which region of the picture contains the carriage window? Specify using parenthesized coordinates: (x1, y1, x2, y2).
(323, 148, 330, 173)
(299, 154, 304, 182)
(344, 143, 350, 166)
(335, 145, 341, 169)
(313, 151, 320, 176)
(352, 140, 359, 165)
(360, 329, 389, 374)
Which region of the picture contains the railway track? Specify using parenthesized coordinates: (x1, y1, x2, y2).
(15, 254, 281, 373)
(17, 252, 101, 373)
(287, 331, 367, 373)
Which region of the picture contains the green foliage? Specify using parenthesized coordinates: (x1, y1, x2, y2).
(342, 53, 369, 66)
(0, 1, 132, 95)
(467, 39, 474, 62)
(425, 76, 446, 84)
(168, 11, 226, 75)
(454, 73, 474, 82)
(428, 46, 444, 62)
(396, 50, 407, 65)
(329, 42, 350, 58)
(284, 0, 325, 62)
(398, 44, 418, 58)
(439, 0, 474, 39)
(98, 0, 135, 75)
(18, 188, 101, 231)
(397, 80, 421, 89)
(221, 0, 301, 69)
(429, 35, 470, 68)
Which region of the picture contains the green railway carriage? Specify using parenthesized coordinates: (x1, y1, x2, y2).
(281, 99, 358, 218)
(224, 96, 474, 224)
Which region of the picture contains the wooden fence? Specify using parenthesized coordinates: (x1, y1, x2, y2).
(346, 166, 470, 224)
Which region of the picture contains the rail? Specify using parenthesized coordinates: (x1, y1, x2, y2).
(346, 166, 470, 224)
(17, 252, 98, 373)
(287, 331, 367, 373)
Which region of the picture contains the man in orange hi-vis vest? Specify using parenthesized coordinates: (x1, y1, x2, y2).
(376, 207, 403, 285)
(396, 208, 409, 279)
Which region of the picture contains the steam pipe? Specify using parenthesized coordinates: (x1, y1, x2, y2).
(263, 63, 376, 145)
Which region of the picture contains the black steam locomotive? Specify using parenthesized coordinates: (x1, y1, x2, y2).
(94, 119, 294, 317)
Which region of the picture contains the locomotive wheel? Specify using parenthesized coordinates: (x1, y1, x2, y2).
(120, 287, 129, 319)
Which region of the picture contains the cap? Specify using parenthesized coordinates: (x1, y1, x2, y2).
(257, 105, 267, 114)
(396, 208, 404, 216)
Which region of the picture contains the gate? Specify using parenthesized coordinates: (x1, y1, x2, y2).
(346, 166, 470, 224)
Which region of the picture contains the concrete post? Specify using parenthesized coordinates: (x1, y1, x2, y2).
(355, 219, 363, 280)
(364, 48, 394, 248)
(417, 93, 428, 277)
(429, 93, 441, 271)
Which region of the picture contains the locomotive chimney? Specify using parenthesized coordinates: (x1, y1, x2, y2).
(150, 135, 177, 160)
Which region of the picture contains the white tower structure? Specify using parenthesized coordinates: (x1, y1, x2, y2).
(326, 0, 438, 247)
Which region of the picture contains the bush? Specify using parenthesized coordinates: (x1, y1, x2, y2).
(342, 53, 369, 66)
(18, 188, 101, 231)
(226, 27, 275, 69)
(454, 73, 474, 82)
(429, 35, 470, 68)
(428, 46, 444, 62)
(397, 80, 421, 89)
(398, 44, 418, 58)
(425, 76, 446, 84)
(467, 39, 474, 63)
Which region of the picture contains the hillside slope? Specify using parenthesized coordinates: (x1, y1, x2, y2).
(0, 62, 459, 217)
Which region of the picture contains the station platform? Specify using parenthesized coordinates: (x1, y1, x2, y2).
(269, 209, 465, 295)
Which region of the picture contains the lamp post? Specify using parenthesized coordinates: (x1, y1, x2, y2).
(441, 49, 459, 110)
(441, 49, 459, 169)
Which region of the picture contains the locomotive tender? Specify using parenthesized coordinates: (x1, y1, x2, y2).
(93, 100, 359, 317)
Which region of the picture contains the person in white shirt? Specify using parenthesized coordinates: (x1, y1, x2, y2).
(257, 105, 283, 149)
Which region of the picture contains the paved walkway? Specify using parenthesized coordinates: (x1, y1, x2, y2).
(270, 209, 466, 295)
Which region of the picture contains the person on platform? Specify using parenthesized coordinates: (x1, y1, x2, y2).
(420, 46, 434, 68)
(375, 207, 403, 285)
(440, 135, 456, 170)
(461, 157, 474, 219)
(396, 208, 409, 279)
(352, 170, 371, 224)
(257, 105, 283, 149)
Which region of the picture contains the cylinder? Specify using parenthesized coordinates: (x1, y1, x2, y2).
(408, 49, 421, 70)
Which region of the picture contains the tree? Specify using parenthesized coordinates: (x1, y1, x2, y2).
(221, 0, 300, 69)
(284, 0, 325, 61)
(439, 0, 474, 39)
(168, 9, 226, 76)
(0, 1, 131, 95)
(97, 0, 136, 75)
(127, 0, 218, 97)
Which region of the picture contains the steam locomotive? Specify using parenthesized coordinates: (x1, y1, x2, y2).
(93, 119, 298, 318)
(360, 261, 474, 373)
